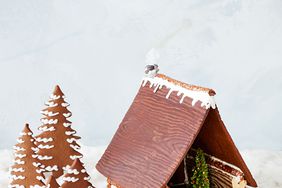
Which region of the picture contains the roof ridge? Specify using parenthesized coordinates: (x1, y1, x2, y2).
(142, 74, 216, 109)
(156, 74, 216, 96)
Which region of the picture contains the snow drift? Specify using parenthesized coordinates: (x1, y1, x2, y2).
(0, 146, 281, 187)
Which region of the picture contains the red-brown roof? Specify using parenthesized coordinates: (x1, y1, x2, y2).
(96, 74, 257, 188)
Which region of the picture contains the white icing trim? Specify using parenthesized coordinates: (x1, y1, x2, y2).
(13, 146, 25, 151)
(84, 176, 91, 181)
(67, 138, 76, 143)
(63, 123, 72, 127)
(9, 168, 24, 172)
(38, 126, 55, 132)
(16, 139, 24, 144)
(14, 159, 25, 164)
(37, 155, 53, 160)
(63, 176, 79, 182)
(37, 144, 54, 149)
(35, 168, 44, 175)
(33, 162, 41, 167)
(41, 119, 58, 125)
(65, 131, 75, 136)
(15, 154, 26, 159)
(63, 113, 71, 118)
(36, 175, 45, 181)
(20, 132, 32, 136)
(70, 155, 82, 160)
(50, 94, 60, 100)
(66, 168, 79, 175)
(45, 165, 58, 171)
(61, 102, 70, 107)
(63, 165, 71, 171)
(10, 175, 25, 180)
(70, 144, 80, 150)
(36, 137, 53, 143)
(32, 154, 38, 158)
(40, 110, 59, 117)
(142, 76, 216, 109)
(45, 101, 58, 107)
(32, 147, 39, 152)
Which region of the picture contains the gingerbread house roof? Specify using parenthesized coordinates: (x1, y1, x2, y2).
(96, 74, 257, 188)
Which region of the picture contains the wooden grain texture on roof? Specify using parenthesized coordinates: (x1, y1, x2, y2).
(96, 82, 209, 188)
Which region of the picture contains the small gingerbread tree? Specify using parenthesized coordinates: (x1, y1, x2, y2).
(191, 148, 210, 188)
(9, 124, 45, 188)
(35, 85, 82, 177)
(61, 159, 95, 188)
(45, 175, 60, 188)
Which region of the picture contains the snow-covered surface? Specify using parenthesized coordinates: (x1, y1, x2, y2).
(0, 146, 107, 188)
(1, 146, 281, 188)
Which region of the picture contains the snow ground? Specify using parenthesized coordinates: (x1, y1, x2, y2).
(0, 146, 281, 188)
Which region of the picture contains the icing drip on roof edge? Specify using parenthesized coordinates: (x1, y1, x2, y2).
(142, 74, 216, 109)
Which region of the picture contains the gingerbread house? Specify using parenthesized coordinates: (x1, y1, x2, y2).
(96, 74, 257, 188)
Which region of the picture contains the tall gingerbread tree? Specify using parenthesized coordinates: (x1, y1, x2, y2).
(61, 159, 95, 188)
(35, 85, 82, 177)
(9, 124, 45, 188)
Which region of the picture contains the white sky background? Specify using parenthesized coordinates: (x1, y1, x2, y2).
(0, 0, 281, 150)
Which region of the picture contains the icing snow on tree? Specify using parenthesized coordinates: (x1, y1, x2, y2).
(35, 85, 82, 177)
(9, 124, 45, 188)
(61, 159, 95, 188)
(45, 175, 60, 188)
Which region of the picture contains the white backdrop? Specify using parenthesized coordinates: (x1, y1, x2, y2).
(0, 0, 281, 150)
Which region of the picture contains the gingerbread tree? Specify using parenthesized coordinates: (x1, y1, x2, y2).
(45, 175, 60, 188)
(9, 124, 45, 188)
(35, 85, 82, 177)
(61, 159, 95, 188)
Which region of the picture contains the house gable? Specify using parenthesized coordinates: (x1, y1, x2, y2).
(192, 109, 257, 187)
(96, 74, 257, 188)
